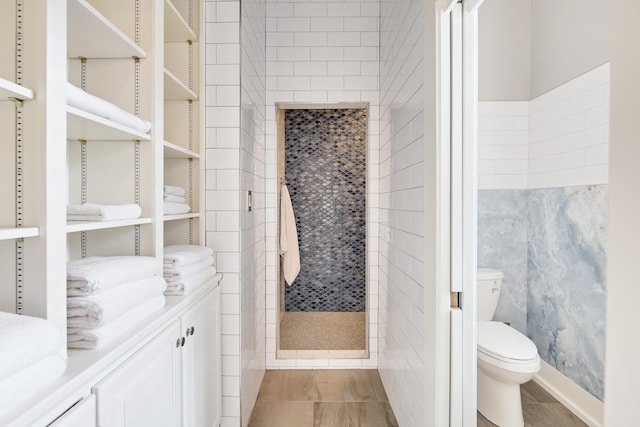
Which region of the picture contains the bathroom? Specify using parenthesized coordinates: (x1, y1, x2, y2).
(206, 0, 636, 425)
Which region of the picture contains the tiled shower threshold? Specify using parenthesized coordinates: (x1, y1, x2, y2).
(278, 349, 369, 359)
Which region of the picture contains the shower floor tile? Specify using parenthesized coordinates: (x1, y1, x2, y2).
(280, 312, 366, 350)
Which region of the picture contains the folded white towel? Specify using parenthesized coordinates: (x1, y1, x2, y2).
(164, 257, 214, 283)
(67, 256, 162, 296)
(67, 203, 142, 221)
(163, 245, 214, 268)
(164, 194, 187, 203)
(0, 354, 66, 413)
(67, 295, 166, 350)
(164, 267, 217, 296)
(163, 201, 191, 215)
(163, 185, 186, 197)
(67, 276, 167, 328)
(0, 312, 62, 382)
(67, 82, 152, 133)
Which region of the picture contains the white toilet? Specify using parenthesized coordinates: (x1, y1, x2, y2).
(477, 268, 541, 427)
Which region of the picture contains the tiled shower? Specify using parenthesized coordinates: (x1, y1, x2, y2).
(283, 108, 367, 313)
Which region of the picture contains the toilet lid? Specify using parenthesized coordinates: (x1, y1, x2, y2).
(478, 321, 538, 361)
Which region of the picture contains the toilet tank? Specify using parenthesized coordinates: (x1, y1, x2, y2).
(477, 268, 503, 321)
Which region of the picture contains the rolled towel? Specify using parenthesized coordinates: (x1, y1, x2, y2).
(163, 185, 185, 197)
(163, 245, 214, 268)
(67, 276, 167, 328)
(0, 312, 62, 382)
(164, 267, 217, 296)
(164, 194, 187, 203)
(67, 256, 162, 296)
(67, 203, 142, 221)
(163, 202, 191, 215)
(0, 354, 66, 414)
(164, 255, 214, 282)
(67, 295, 166, 350)
(66, 82, 152, 133)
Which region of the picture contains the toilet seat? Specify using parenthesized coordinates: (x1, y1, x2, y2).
(478, 321, 538, 364)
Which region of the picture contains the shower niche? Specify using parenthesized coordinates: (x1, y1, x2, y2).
(277, 104, 369, 358)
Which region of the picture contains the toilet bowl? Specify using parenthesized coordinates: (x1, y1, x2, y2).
(477, 269, 541, 427)
(477, 321, 540, 427)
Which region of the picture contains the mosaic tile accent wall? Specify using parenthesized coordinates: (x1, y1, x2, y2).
(284, 109, 367, 312)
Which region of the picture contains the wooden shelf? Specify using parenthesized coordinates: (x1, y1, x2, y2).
(68, 0, 146, 59)
(0, 77, 34, 101)
(164, 141, 200, 159)
(164, 68, 198, 101)
(67, 106, 152, 141)
(165, 0, 197, 42)
(66, 218, 152, 233)
(0, 227, 39, 241)
(164, 213, 200, 222)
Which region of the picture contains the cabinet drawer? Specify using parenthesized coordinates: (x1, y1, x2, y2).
(48, 395, 96, 427)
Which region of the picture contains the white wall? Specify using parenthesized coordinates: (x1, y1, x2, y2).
(478, 64, 610, 190)
(478, 0, 531, 101)
(239, 0, 266, 423)
(605, 0, 640, 422)
(204, 1, 243, 425)
(263, 0, 380, 370)
(379, 0, 432, 424)
(530, 0, 610, 98)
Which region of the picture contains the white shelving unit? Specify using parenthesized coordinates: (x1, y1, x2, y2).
(163, 0, 203, 246)
(0, 77, 34, 101)
(0, 1, 214, 424)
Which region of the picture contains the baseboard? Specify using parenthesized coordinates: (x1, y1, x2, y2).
(533, 361, 604, 427)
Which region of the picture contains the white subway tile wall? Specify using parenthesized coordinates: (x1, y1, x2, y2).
(378, 0, 425, 424)
(528, 63, 610, 188)
(204, 0, 244, 426)
(479, 64, 610, 190)
(239, 0, 267, 423)
(264, 0, 380, 370)
(478, 101, 530, 189)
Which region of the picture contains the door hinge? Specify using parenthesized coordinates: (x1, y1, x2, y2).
(450, 291, 461, 309)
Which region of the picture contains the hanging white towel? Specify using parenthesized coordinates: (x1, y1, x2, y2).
(280, 184, 300, 286)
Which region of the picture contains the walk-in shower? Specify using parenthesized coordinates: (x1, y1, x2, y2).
(277, 105, 368, 356)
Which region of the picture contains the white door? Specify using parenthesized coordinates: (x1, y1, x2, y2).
(92, 322, 183, 427)
(439, 0, 484, 425)
(181, 286, 221, 427)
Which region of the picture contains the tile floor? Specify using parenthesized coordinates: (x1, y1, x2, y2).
(478, 380, 588, 427)
(250, 369, 588, 427)
(248, 369, 398, 426)
(280, 312, 366, 350)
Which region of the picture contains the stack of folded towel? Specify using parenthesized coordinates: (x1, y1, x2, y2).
(66, 256, 167, 350)
(163, 245, 217, 295)
(164, 185, 191, 215)
(0, 312, 65, 413)
(67, 82, 152, 134)
(67, 203, 142, 222)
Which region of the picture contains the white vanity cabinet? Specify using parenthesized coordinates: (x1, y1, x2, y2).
(91, 284, 220, 427)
